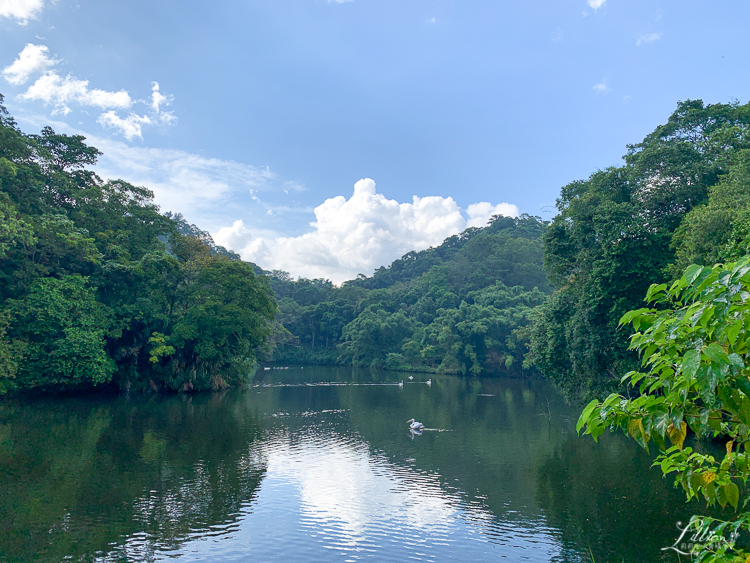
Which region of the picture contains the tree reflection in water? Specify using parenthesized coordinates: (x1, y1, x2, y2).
(0, 392, 266, 562)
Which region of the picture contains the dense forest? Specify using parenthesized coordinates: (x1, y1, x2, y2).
(528, 99, 750, 398)
(2, 96, 749, 399)
(266, 214, 550, 377)
(0, 96, 277, 395)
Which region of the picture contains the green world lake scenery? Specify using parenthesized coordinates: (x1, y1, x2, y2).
(3, 97, 750, 561)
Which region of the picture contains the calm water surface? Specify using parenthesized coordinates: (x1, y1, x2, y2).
(1, 367, 696, 562)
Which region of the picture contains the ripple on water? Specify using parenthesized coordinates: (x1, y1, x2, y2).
(161, 424, 562, 563)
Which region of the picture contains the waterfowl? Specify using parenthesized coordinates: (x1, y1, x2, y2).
(406, 418, 424, 430)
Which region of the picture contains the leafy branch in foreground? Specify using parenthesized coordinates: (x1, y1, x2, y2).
(577, 256, 750, 561)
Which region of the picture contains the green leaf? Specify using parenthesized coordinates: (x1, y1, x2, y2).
(726, 321, 742, 346)
(689, 472, 702, 494)
(735, 376, 750, 399)
(684, 264, 704, 285)
(717, 482, 728, 508)
(704, 343, 730, 366)
(577, 399, 600, 434)
(726, 482, 741, 509)
(666, 421, 687, 451)
(628, 417, 649, 448)
(645, 283, 667, 302)
(681, 350, 701, 379)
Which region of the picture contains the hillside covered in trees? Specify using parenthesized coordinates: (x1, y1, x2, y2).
(0, 97, 276, 395)
(266, 214, 551, 376)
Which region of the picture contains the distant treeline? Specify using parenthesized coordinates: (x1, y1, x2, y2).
(2, 97, 749, 398)
(0, 96, 276, 394)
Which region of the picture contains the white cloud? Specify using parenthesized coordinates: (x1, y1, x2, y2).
(97, 111, 152, 141)
(149, 81, 175, 123)
(466, 201, 519, 228)
(427, 17, 436, 23)
(214, 178, 519, 283)
(2, 43, 58, 85)
(551, 28, 564, 42)
(95, 82, 176, 139)
(7, 44, 176, 140)
(636, 32, 662, 46)
(90, 134, 276, 221)
(266, 434, 459, 539)
(328, 0, 354, 3)
(21, 72, 132, 114)
(587, 0, 606, 9)
(593, 80, 609, 94)
(0, 0, 44, 23)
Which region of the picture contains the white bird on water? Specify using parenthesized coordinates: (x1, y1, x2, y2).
(406, 418, 424, 430)
(408, 375, 414, 380)
(399, 380, 404, 388)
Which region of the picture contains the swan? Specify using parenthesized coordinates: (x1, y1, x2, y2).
(406, 418, 424, 430)
(426, 379, 432, 386)
(399, 380, 404, 388)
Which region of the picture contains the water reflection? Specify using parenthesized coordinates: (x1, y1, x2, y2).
(0, 393, 266, 562)
(0, 367, 706, 562)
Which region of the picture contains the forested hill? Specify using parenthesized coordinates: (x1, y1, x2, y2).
(0, 98, 277, 395)
(345, 215, 549, 292)
(268, 214, 551, 375)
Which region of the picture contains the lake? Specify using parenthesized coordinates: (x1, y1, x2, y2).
(0, 366, 697, 562)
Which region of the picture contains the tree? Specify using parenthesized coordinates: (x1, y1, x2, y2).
(577, 257, 750, 560)
(530, 100, 750, 398)
(8, 275, 114, 390)
(158, 258, 277, 390)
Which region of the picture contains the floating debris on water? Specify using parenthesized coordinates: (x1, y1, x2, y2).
(477, 394, 495, 397)
(271, 409, 348, 418)
(250, 382, 410, 388)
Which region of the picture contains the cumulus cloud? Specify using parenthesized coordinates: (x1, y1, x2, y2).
(587, 0, 606, 9)
(4, 44, 176, 140)
(636, 32, 662, 46)
(214, 178, 519, 283)
(2, 43, 58, 85)
(466, 202, 520, 228)
(0, 0, 44, 23)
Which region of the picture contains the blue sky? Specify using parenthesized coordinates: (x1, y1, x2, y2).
(1, 0, 748, 281)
